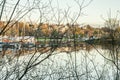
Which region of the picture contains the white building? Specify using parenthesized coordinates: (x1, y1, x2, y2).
(15, 36, 35, 43)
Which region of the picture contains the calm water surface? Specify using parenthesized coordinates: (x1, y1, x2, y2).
(0, 44, 120, 80)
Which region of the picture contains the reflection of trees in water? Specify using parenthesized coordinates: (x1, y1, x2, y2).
(55, 43, 96, 53)
(101, 43, 120, 58)
(90, 43, 120, 80)
(0, 42, 120, 80)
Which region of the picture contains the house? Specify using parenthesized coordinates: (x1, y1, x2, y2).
(15, 36, 35, 43)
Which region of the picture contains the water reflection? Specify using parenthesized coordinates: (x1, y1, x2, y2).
(0, 43, 120, 80)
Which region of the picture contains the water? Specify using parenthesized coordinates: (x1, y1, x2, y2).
(0, 44, 120, 80)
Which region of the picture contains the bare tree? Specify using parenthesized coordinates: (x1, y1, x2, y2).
(0, 0, 103, 80)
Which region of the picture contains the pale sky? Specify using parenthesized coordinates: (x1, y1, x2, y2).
(4, 0, 120, 26)
(78, 0, 120, 25)
(56, 0, 120, 25)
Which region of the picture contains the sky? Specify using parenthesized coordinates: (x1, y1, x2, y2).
(4, 0, 120, 26)
(78, 0, 120, 25)
(56, 0, 120, 26)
